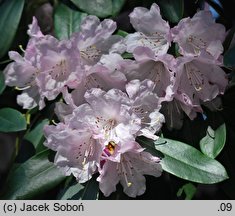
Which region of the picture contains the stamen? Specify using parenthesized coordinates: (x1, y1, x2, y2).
(48, 59, 68, 81)
(19, 45, 25, 53)
(187, 35, 207, 54)
(76, 138, 94, 168)
(121, 161, 132, 187)
(15, 86, 31, 91)
(80, 45, 101, 62)
(147, 62, 164, 84)
(185, 63, 204, 91)
(84, 75, 102, 89)
(139, 32, 166, 53)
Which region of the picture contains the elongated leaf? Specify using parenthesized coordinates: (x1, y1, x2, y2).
(200, 124, 226, 159)
(71, 0, 112, 17)
(0, 0, 25, 58)
(54, 3, 87, 40)
(24, 119, 49, 151)
(0, 71, 6, 94)
(224, 45, 235, 68)
(137, 137, 164, 158)
(154, 137, 228, 184)
(157, 0, 184, 23)
(71, 176, 99, 200)
(223, 25, 235, 51)
(0, 108, 26, 132)
(3, 150, 66, 199)
(60, 183, 84, 200)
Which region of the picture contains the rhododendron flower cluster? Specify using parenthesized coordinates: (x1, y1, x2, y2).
(3, 3, 228, 197)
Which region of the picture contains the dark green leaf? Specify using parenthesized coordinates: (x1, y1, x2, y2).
(154, 137, 228, 184)
(177, 183, 197, 200)
(24, 119, 49, 151)
(71, 176, 99, 200)
(223, 25, 235, 52)
(60, 183, 84, 200)
(54, 3, 87, 40)
(0, 108, 26, 132)
(112, 0, 126, 16)
(137, 137, 164, 158)
(71, 0, 124, 18)
(200, 124, 226, 159)
(224, 45, 235, 68)
(116, 30, 128, 37)
(3, 150, 66, 199)
(121, 52, 133, 59)
(157, 0, 184, 23)
(0, 0, 25, 58)
(0, 71, 6, 94)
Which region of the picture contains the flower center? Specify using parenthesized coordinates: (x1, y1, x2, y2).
(147, 62, 164, 84)
(80, 45, 101, 63)
(185, 63, 204, 91)
(49, 58, 69, 81)
(95, 116, 117, 140)
(187, 35, 207, 54)
(84, 74, 104, 90)
(139, 32, 166, 53)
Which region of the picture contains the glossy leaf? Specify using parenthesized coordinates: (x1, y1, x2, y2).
(0, 71, 6, 94)
(60, 183, 84, 200)
(200, 124, 226, 159)
(70, 0, 125, 18)
(0, 108, 26, 132)
(24, 119, 49, 151)
(0, 0, 25, 58)
(154, 137, 228, 184)
(54, 3, 87, 40)
(177, 183, 197, 200)
(3, 150, 66, 199)
(71, 0, 111, 17)
(157, 0, 184, 23)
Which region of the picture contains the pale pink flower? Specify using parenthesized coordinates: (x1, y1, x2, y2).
(125, 3, 171, 56)
(161, 55, 228, 130)
(126, 79, 165, 140)
(71, 15, 124, 68)
(98, 141, 162, 197)
(4, 17, 82, 109)
(44, 123, 101, 183)
(35, 37, 82, 106)
(47, 81, 164, 186)
(56, 80, 165, 141)
(174, 56, 228, 104)
(171, 10, 226, 59)
(124, 47, 175, 101)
